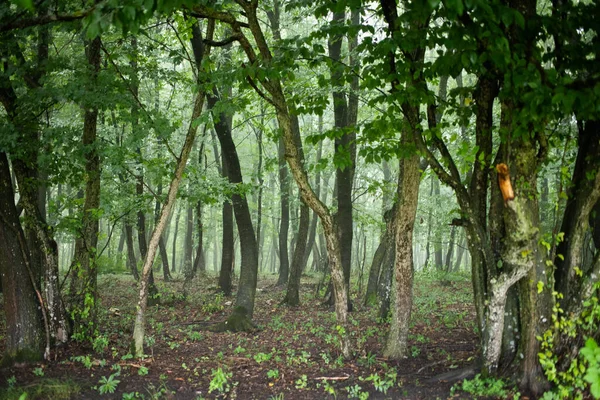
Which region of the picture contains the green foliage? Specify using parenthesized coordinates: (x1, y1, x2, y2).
(0, 378, 80, 400)
(538, 284, 600, 399)
(201, 292, 225, 314)
(451, 374, 510, 398)
(209, 367, 233, 394)
(360, 370, 397, 394)
(97, 373, 120, 395)
(581, 339, 600, 399)
(295, 374, 308, 389)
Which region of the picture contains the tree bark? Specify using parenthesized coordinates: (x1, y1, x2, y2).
(68, 34, 102, 337)
(0, 152, 44, 364)
(207, 87, 259, 317)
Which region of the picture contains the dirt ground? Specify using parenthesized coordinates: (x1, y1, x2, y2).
(0, 273, 512, 399)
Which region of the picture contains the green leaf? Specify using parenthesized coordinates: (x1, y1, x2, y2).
(11, 0, 33, 11)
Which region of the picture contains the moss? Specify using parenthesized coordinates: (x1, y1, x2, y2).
(1, 347, 43, 367)
(209, 306, 256, 333)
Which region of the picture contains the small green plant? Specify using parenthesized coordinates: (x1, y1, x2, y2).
(202, 293, 225, 313)
(234, 345, 246, 354)
(295, 374, 308, 389)
(346, 384, 369, 400)
(71, 355, 93, 369)
(33, 367, 45, 377)
(209, 367, 232, 394)
(253, 352, 272, 363)
(98, 373, 121, 395)
(411, 346, 421, 357)
(321, 379, 336, 398)
(361, 370, 397, 394)
(93, 335, 110, 354)
(187, 331, 203, 342)
(452, 374, 508, 398)
(267, 369, 280, 379)
(138, 366, 149, 376)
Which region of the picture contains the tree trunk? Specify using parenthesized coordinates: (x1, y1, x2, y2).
(183, 201, 194, 278)
(213, 127, 235, 295)
(207, 87, 259, 318)
(125, 223, 139, 280)
(154, 183, 172, 281)
(433, 177, 443, 269)
(68, 35, 102, 337)
(276, 135, 290, 286)
(384, 147, 420, 359)
(132, 21, 210, 356)
(0, 152, 44, 364)
(171, 205, 182, 273)
(329, 9, 356, 294)
(444, 226, 456, 272)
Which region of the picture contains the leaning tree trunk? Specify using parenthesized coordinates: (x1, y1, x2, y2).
(132, 21, 210, 356)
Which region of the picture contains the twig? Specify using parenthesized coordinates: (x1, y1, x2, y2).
(314, 375, 350, 381)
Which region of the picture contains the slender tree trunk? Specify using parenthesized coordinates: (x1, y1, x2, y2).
(183, 201, 194, 278)
(433, 178, 443, 269)
(303, 136, 323, 269)
(154, 183, 172, 281)
(276, 135, 290, 286)
(69, 35, 102, 337)
(125, 223, 139, 280)
(207, 87, 259, 318)
(171, 205, 182, 273)
(132, 67, 207, 359)
(444, 226, 456, 272)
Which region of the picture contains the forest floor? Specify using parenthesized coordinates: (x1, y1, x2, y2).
(0, 271, 522, 399)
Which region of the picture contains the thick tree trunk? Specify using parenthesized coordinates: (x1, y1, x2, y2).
(0, 152, 44, 364)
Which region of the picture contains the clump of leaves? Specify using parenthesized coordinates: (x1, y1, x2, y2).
(209, 367, 233, 394)
(451, 374, 509, 398)
(97, 373, 120, 395)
